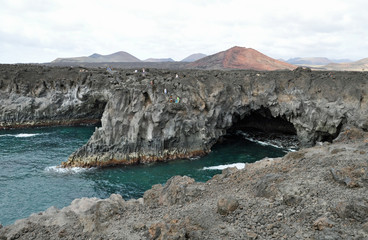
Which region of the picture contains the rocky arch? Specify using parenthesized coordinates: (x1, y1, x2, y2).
(214, 107, 299, 150)
(227, 107, 297, 136)
(63, 68, 368, 168)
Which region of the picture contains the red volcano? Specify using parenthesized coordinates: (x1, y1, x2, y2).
(189, 46, 296, 71)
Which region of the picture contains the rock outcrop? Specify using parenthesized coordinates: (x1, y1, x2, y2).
(1, 128, 367, 239)
(0, 64, 113, 129)
(64, 67, 368, 167)
(1, 65, 367, 168)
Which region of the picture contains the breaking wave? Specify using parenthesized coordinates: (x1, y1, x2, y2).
(203, 163, 245, 170)
(44, 165, 93, 174)
(0, 133, 43, 138)
(236, 130, 298, 152)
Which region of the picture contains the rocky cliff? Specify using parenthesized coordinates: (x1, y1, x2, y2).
(0, 64, 113, 128)
(1, 65, 367, 168)
(64, 67, 368, 167)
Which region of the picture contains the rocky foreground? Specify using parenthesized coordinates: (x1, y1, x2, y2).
(1, 127, 367, 239)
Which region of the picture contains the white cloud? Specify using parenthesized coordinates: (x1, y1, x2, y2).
(0, 0, 367, 63)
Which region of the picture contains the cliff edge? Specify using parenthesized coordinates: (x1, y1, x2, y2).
(64, 68, 368, 167)
(0, 65, 367, 168)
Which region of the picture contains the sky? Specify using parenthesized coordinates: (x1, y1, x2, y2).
(0, 0, 367, 63)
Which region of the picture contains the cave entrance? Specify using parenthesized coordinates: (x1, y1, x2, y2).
(223, 107, 299, 150)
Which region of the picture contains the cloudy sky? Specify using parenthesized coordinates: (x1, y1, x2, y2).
(0, 0, 367, 63)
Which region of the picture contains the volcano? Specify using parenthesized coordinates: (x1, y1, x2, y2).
(188, 46, 296, 71)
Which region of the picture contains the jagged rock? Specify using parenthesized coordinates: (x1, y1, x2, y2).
(143, 176, 205, 207)
(1, 65, 367, 167)
(143, 184, 164, 208)
(217, 197, 239, 215)
(253, 173, 284, 198)
(63, 68, 368, 167)
(313, 216, 334, 230)
(0, 65, 111, 129)
(335, 199, 368, 223)
(282, 194, 302, 206)
(149, 217, 204, 240)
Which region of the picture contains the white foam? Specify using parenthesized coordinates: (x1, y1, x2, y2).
(15, 133, 41, 138)
(237, 130, 297, 151)
(44, 165, 91, 174)
(203, 163, 245, 170)
(0, 133, 42, 138)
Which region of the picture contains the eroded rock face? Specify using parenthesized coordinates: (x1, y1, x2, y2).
(0, 64, 112, 128)
(1, 65, 367, 167)
(64, 68, 368, 167)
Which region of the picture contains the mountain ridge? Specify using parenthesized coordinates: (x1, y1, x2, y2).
(52, 51, 141, 63)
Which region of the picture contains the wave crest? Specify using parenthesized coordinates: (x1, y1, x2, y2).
(44, 165, 92, 174)
(0, 133, 42, 138)
(203, 163, 245, 170)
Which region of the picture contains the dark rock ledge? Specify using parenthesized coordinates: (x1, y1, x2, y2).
(1, 127, 368, 239)
(63, 67, 368, 167)
(1, 65, 367, 167)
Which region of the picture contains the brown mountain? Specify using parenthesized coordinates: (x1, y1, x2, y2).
(188, 46, 296, 71)
(323, 58, 368, 71)
(52, 51, 141, 63)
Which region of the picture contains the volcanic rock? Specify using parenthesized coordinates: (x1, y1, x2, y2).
(217, 197, 239, 215)
(0, 64, 112, 129)
(0, 64, 367, 168)
(63, 67, 367, 167)
(1, 128, 368, 239)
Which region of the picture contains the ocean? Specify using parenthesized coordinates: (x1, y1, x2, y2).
(0, 126, 290, 226)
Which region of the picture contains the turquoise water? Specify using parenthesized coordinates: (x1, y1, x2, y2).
(0, 126, 287, 226)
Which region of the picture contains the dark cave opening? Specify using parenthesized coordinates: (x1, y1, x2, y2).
(228, 107, 297, 135)
(223, 107, 299, 150)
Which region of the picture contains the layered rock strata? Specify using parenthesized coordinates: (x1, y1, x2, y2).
(1, 127, 368, 239)
(64, 68, 368, 167)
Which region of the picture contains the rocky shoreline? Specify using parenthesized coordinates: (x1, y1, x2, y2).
(1, 65, 367, 168)
(64, 67, 367, 168)
(1, 127, 367, 239)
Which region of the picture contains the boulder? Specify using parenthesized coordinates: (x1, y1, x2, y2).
(217, 197, 239, 215)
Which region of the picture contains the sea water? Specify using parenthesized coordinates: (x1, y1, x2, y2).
(0, 126, 289, 226)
